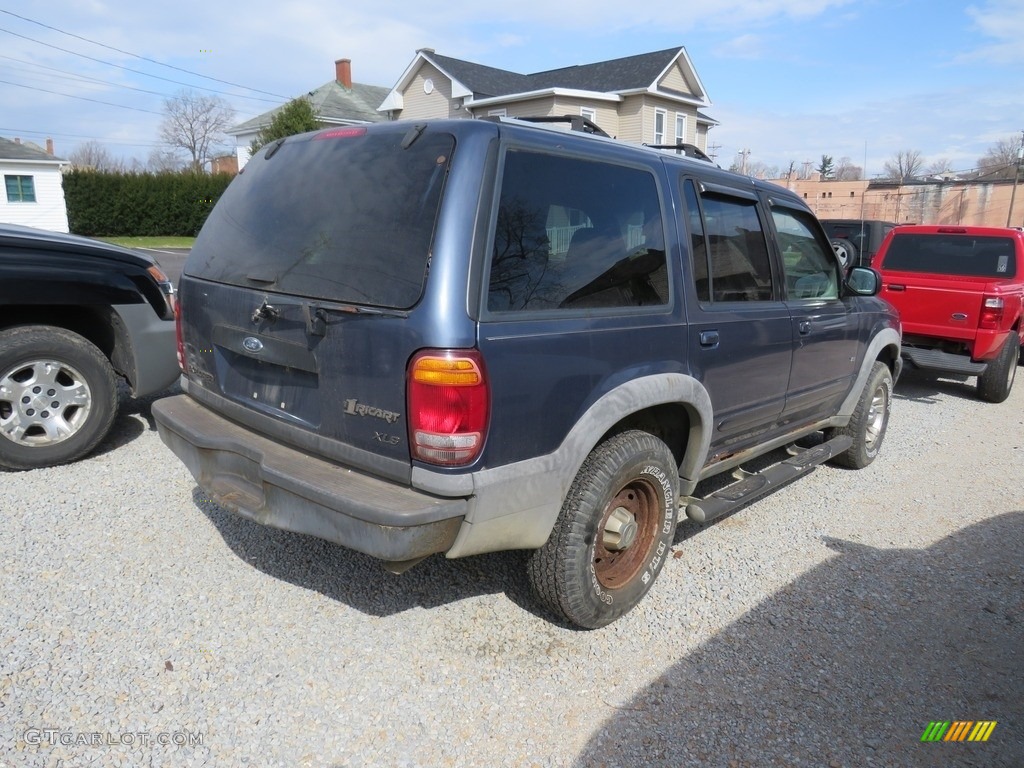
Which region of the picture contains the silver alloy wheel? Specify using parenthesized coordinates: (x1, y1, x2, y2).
(0, 358, 93, 446)
(864, 383, 888, 450)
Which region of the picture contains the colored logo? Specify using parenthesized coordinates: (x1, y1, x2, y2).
(921, 721, 997, 742)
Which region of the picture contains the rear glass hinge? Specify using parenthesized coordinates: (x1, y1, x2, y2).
(305, 305, 329, 337)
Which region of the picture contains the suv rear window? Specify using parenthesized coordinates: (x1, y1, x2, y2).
(187, 128, 455, 308)
(881, 233, 1016, 277)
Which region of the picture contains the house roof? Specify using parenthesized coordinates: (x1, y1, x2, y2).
(0, 136, 65, 163)
(381, 46, 711, 113)
(230, 79, 391, 135)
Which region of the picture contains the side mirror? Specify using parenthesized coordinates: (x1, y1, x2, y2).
(845, 266, 881, 296)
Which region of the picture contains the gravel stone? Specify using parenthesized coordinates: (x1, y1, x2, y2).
(1, 369, 1022, 767)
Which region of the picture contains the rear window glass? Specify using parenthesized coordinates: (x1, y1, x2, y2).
(187, 127, 455, 308)
(882, 233, 1016, 277)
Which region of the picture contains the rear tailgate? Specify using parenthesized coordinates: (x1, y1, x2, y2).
(879, 272, 993, 343)
(876, 230, 1018, 347)
(177, 124, 457, 481)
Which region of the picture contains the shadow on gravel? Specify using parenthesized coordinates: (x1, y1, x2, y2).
(89, 383, 182, 460)
(192, 488, 549, 621)
(894, 368, 982, 404)
(575, 512, 1024, 768)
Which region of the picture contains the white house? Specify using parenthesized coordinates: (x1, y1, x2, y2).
(0, 136, 69, 233)
(228, 59, 390, 170)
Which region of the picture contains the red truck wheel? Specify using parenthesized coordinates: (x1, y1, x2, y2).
(977, 335, 1018, 403)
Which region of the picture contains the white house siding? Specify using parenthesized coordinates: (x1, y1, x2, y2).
(400, 63, 464, 120)
(0, 163, 68, 232)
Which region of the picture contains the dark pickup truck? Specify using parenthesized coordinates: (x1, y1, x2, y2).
(873, 224, 1024, 402)
(0, 224, 180, 469)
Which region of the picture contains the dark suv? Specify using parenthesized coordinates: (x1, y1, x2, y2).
(154, 118, 901, 628)
(821, 219, 898, 269)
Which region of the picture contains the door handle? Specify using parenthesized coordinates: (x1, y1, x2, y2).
(699, 330, 720, 348)
(888, 284, 906, 292)
(798, 321, 811, 335)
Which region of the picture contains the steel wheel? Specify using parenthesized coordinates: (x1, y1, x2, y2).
(594, 477, 660, 590)
(527, 430, 678, 628)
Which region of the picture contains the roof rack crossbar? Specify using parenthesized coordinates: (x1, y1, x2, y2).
(487, 114, 610, 137)
(643, 143, 715, 163)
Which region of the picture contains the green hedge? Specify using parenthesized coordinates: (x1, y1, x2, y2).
(64, 170, 235, 237)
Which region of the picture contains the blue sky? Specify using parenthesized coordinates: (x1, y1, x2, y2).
(1, 0, 1020, 176)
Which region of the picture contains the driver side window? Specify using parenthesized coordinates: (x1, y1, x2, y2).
(772, 208, 839, 300)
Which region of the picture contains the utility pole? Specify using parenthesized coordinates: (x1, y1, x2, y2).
(739, 148, 751, 176)
(1007, 129, 1024, 227)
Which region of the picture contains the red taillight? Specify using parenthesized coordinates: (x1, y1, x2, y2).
(174, 298, 186, 372)
(407, 349, 489, 466)
(315, 126, 367, 140)
(980, 297, 1004, 330)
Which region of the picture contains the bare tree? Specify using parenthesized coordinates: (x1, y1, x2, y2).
(977, 136, 1022, 180)
(925, 158, 954, 176)
(159, 90, 235, 172)
(882, 149, 925, 182)
(147, 147, 187, 173)
(69, 140, 122, 171)
(834, 157, 863, 181)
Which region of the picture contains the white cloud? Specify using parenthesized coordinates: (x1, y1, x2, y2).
(961, 0, 1024, 63)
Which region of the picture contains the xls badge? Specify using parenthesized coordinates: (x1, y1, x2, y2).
(343, 398, 400, 424)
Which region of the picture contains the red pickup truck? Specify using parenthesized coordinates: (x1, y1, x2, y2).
(872, 225, 1023, 403)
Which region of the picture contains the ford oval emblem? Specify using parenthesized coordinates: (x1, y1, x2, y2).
(242, 336, 264, 353)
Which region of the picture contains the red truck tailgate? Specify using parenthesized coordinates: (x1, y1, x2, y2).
(880, 273, 994, 344)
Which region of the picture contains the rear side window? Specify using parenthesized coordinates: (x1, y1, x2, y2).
(188, 128, 455, 308)
(882, 233, 1017, 277)
(487, 150, 667, 312)
(682, 179, 773, 303)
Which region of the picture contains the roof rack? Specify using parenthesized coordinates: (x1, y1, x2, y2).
(484, 114, 611, 138)
(643, 143, 715, 163)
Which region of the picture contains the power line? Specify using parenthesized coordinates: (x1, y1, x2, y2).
(0, 56, 171, 98)
(0, 78, 163, 115)
(0, 25, 281, 104)
(0, 9, 290, 100)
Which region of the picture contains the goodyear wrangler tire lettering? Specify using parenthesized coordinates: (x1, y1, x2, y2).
(526, 430, 679, 629)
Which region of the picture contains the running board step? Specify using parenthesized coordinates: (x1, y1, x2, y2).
(684, 435, 853, 524)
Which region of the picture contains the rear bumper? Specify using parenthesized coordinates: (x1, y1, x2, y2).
(902, 347, 987, 376)
(152, 395, 466, 563)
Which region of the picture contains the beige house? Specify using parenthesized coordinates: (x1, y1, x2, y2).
(378, 47, 717, 151)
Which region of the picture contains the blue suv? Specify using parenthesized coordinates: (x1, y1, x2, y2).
(154, 117, 901, 628)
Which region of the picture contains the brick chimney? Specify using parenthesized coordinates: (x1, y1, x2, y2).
(46, 138, 54, 155)
(335, 58, 352, 89)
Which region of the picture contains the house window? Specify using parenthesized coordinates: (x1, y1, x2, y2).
(5, 175, 36, 203)
(675, 114, 687, 145)
(654, 109, 667, 145)
(488, 108, 507, 117)
(580, 107, 597, 123)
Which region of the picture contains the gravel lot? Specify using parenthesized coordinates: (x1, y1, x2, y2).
(2, 367, 1022, 767)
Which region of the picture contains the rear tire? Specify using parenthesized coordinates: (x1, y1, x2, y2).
(831, 238, 858, 269)
(826, 361, 892, 469)
(0, 326, 118, 471)
(977, 334, 1018, 403)
(527, 430, 678, 629)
